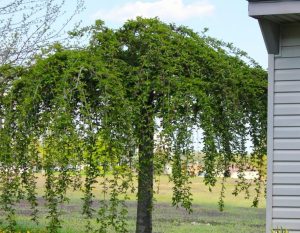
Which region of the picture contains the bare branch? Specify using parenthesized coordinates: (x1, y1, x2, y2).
(0, 0, 85, 65)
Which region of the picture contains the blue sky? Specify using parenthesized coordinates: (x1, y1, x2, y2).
(77, 0, 267, 68)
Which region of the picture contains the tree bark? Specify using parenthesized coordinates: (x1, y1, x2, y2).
(136, 92, 155, 233)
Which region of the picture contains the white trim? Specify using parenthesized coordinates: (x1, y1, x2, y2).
(249, 1, 300, 17)
(266, 54, 275, 233)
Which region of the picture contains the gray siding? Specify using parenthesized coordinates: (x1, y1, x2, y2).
(272, 23, 300, 232)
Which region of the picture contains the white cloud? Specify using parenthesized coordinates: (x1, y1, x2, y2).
(93, 0, 215, 23)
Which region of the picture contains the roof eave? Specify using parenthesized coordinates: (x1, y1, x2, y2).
(249, 0, 300, 17)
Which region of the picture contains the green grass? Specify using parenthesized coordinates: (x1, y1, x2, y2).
(0, 175, 265, 233)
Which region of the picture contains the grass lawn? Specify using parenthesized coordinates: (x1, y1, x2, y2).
(1, 175, 265, 233)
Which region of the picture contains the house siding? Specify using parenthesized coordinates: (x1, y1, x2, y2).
(272, 23, 300, 232)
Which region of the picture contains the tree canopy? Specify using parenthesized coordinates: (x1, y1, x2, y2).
(0, 18, 267, 233)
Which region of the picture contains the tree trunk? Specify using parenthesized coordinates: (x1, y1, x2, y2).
(136, 93, 155, 233)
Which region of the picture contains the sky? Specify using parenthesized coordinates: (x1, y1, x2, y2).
(77, 0, 268, 68)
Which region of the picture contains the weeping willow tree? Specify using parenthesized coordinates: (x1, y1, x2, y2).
(0, 18, 267, 233)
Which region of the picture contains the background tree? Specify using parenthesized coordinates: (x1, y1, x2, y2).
(0, 0, 84, 65)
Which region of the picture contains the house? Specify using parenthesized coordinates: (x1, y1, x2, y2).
(228, 164, 259, 180)
(248, 0, 300, 231)
(163, 163, 203, 176)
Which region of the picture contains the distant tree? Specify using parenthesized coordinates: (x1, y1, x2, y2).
(0, 0, 84, 65)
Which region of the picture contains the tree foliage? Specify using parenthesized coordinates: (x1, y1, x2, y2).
(0, 18, 267, 233)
